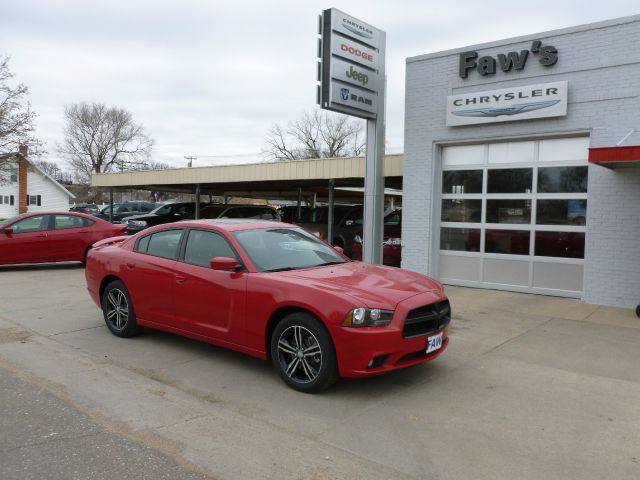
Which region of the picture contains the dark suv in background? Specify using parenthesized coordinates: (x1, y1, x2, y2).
(123, 203, 281, 234)
(93, 201, 158, 223)
(200, 204, 280, 221)
(297, 205, 364, 256)
(123, 202, 208, 234)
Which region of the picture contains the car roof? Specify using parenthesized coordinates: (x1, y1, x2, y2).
(7, 211, 106, 221)
(162, 219, 292, 232)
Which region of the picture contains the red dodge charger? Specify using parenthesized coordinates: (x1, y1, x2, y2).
(0, 212, 126, 266)
(85, 220, 450, 392)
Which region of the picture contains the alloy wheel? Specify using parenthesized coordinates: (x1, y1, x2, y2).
(276, 325, 322, 383)
(105, 288, 129, 331)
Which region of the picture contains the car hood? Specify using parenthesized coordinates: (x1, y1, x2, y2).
(122, 213, 158, 222)
(277, 261, 442, 309)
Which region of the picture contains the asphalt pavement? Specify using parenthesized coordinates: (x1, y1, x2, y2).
(0, 263, 639, 479)
(0, 365, 211, 480)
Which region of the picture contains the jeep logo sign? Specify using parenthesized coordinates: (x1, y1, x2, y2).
(330, 57, 382, 94)
(459, 40, 558, 78)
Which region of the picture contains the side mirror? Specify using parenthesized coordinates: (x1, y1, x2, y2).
(2, 227, 13, 235)
(333, 245, 344, 255)
(211, 256, 240, 271)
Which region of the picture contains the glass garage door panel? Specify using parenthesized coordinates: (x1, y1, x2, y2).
(439, 139, 588, 298)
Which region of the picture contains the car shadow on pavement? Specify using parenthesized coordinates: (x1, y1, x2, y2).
(105, 327, 445, 399)
(0, 262, 84, 272)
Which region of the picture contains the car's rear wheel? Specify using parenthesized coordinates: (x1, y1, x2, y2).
(102, 280, 142, 337)
(270, 312, 338, 393)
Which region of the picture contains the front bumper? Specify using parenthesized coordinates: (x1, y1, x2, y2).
(331, 292, 449, 378)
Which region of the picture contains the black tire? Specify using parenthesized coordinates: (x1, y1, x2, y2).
(636, 305, 640, 318)
(270, 312, 338, 393)
(101, 280, 142, 338)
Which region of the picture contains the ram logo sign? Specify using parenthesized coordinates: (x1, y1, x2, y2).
(446, 81, 568, 126)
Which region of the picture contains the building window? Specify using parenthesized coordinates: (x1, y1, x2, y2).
(10, 169, 18, 183)
(27, 195, 42, 206)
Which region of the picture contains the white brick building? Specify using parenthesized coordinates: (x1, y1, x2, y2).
(403, 15, 640, 308)
(0, 147, 75, 219)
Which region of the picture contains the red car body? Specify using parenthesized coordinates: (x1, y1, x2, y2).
(85, 220, 450, 382)
(0, 212, 126, 265)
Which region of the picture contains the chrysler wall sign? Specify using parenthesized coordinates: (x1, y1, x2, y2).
(446, 81, 568, 126)
(317, 8, 384, 119)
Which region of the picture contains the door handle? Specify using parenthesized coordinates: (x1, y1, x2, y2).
(175, 275, 186, 284)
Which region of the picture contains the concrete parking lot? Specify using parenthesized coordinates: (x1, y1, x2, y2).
(0, 264, 639, 480)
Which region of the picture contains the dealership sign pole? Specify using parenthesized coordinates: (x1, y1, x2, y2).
(318, 8, 386, 264)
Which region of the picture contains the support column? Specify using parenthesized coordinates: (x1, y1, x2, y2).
(195, 184, 201, 219)
(327, 179, 335, 244)
(108, 189, 114, 223)
(296, 187, 303, 222)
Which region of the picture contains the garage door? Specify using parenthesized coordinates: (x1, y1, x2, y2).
(438, 137, 589, 297)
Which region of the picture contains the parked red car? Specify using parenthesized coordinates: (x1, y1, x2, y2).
(0, 212, 126, 265)
(351, 210, 402, 267)
(85, 220, 450, 392)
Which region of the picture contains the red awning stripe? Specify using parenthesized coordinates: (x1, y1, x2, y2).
(588, 146, 640, 164)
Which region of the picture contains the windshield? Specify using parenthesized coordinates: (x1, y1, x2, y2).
(151, 204, 174, 216)
(0, 216, 20, 228)
(233, 227, 348, 272)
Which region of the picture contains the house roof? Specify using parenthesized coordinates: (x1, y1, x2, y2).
(2, 152, 76, 199)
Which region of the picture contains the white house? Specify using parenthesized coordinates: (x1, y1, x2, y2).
(0, 146, 75, 219)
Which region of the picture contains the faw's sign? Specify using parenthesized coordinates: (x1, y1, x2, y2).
(459, 40, 558, 78)
(446, 81, 568, 126)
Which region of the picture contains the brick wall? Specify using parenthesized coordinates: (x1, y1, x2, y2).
(403, 15, 640, 308)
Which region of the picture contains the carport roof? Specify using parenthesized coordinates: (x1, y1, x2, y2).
(90, 154, 403, 198)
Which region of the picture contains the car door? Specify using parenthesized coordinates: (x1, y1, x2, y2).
(48, 214, 89, 261)
(124, 228, 184, 326)
(172, 228, 247, 344)
(0, 215, 53, 264)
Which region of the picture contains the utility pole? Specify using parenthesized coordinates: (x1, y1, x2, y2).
(185, 156, 197, 168)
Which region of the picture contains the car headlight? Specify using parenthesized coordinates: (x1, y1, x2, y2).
(127, 220, 147, 228)
(354, 234, 363, 244)
(383, 237, 401, 246)
(343, 308, 394, 327)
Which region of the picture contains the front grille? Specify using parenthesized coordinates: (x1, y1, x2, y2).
(402, 300, 451, 339)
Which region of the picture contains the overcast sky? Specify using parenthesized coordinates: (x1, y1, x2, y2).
(2, 1, 638, 169)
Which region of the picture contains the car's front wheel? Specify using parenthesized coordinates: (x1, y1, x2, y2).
(102, 280, 142, 338)
(270, 312, 338, 393)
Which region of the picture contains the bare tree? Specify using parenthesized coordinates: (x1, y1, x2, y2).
(0, 56, 42, 182)
(264, 110, 364, 161)
(33, 159, 74, 184)
(59, 102, 154, 183)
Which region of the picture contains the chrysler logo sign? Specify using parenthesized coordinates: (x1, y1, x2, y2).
(452, 100, 561, 118)
(446, 81, 568, 126)
(342, 18, 374, 39)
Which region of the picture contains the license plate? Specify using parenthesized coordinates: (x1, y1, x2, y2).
(426, 332, 443, 354)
